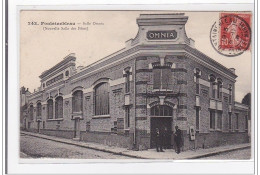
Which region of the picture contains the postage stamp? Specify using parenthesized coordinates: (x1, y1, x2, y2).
(210, 13, 251, 57)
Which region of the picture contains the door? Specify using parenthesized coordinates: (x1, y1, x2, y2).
(74, 118, 80, 139)
(37, 121, 40, 133)
(150, 117, 172, 148)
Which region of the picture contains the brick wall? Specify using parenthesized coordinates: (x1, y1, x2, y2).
(24, 52, 249, 150)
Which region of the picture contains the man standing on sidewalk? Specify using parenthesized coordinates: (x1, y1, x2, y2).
(174, 126, 182, 154)
(163, 127, 168, 150)
(155, 128, 163, 152)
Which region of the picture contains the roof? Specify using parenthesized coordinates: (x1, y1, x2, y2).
(39, 53, 76, 79)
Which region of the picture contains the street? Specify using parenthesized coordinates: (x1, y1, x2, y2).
(20, 133, 251, 159)
(198, 148, 251, 160)
(20, 134, 131, 159)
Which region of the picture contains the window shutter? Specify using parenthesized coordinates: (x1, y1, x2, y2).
(162, 69, 171, 89)
(153, 69, 161, 89)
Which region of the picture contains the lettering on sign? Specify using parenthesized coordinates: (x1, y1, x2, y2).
(147, 30, 177, 40)
(201, 89, 208, 97)
(223, 96, 229, 102)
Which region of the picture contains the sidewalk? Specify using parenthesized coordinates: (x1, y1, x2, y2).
(21, 131, 250, 159)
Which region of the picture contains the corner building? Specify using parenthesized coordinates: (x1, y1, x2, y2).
(24, 13, 249, 150)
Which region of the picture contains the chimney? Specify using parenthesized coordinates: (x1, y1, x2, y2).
(229, 68, 235, 74)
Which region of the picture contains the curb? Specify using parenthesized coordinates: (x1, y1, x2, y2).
(188, 145, 251, 159)
(21, 131, 250, 159)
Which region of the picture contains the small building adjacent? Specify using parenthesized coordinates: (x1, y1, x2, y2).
(21, 13, 250, 150)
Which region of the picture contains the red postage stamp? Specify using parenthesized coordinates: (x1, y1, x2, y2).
(210, 13, 251, 57)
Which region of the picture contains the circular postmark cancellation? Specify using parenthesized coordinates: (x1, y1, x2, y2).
(210, 13, 251, 57)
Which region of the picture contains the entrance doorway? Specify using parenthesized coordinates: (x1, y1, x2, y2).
(37, 121, 41, 133)
(74, 118, 80, 139)
(150, 105, 173, 148)
(151, 117, 172, 148)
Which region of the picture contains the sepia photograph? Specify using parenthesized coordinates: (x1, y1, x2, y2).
(19, 10, 252, 160)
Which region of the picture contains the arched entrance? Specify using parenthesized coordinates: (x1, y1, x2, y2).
(150, 105, 173, 148)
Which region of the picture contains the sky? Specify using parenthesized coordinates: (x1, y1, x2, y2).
(20, 11, 252, 102)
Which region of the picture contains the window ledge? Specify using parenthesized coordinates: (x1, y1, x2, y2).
(47, 118, 64, 121)
(124, 128, 130, 131)
(92, 115, 111, 119)
(152, 89, 173, 92)
(209, 128, 215, 132)
(216, 129, 222, 132)
(72, 112, 83, 115)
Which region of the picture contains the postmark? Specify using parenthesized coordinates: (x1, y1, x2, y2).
(210, 13, 251, 57)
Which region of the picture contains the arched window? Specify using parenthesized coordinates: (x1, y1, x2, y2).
(217, 78, 223, 99)
(94, 82, 110, 115)
(36, 102, 42, 117)
(194, 68, 201, 94)
(55, 96, 63, 119)
(151, 105, 173, 116)
(125, 70, 130, 93)
(72, 90, 83, 113)
(29, 104, 34, 120)
(228, 84, 232, 104)
(209, 74, 216, 98)
(47, 99, 53, 119)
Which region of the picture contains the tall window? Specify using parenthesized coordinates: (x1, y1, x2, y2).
(194, 68, 201, 94)
(151, 105, 173, 116)
(228, 85, 232, 104)
(72, 90, 83, 113)
(229, 113, 232, 130)
(217, 79, 223, 99)
(94, 83, 109, 115)
(210, 110, 215, 129)
(125, 107, 130, 128)
(55, 96, 63, 119)
(217, 111, 222, 130)
(195, 107, 200, 131)
(47, 99, 53, 119)
(29, 105, 34, 120)
(153, 68, 171, 89)
(236, 113, 239, 130)
(209, 74, 216, 98)
(36, 102, 42, 117)
(125, 70, 130, 93)
(245, 115, 248, 131)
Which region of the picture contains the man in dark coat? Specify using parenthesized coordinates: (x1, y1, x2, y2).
(163, 127, 168, 150)
(174, 125, 182, 154)
(155, 127, 163, 152)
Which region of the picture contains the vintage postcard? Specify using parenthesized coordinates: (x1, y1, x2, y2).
(19, 10, 252, 160)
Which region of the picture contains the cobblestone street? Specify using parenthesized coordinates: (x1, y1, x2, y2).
(20, 134, 131, 159)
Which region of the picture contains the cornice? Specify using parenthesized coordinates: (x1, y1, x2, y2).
(61, 44, 237, 85)
(184, 45, 237, 79)
(39, 54, 76, 79)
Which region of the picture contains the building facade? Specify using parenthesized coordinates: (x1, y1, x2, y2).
(22, 13, 250, 150)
